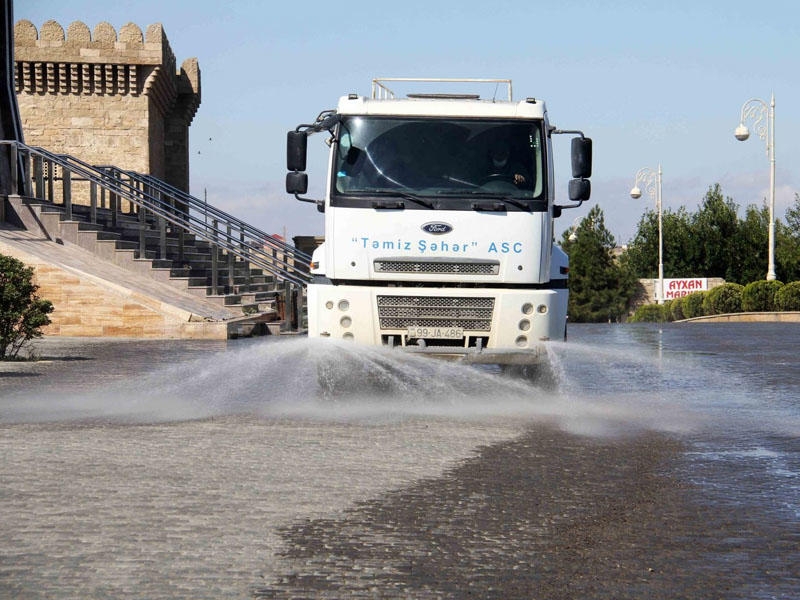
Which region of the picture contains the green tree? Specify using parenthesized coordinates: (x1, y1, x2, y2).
(776, 193, 800, 282)
(785, 192, 800, 233)
(623, 209, 660, 278)
(692, 184, 740, 281)
(625, 183, 800, 290)
(624, 206, 694, 278)
(560, 205, 638, 322)
(661, 208, 696, 277)
(736, 203, 770, 283)
(0, 253, 54, 359)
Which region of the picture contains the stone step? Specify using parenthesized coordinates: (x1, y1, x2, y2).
(10, 193, 304, 335)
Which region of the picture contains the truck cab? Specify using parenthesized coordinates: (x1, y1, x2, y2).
(287, 78, 591, 367)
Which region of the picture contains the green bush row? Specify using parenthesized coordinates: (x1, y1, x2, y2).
(629, 280, 800, 322)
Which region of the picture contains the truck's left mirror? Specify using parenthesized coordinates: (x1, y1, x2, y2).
(571, 137, 592, 179)
(568, 178, 591, 202)
(286, 171, 308, 195)
(287, 131, 307, 172)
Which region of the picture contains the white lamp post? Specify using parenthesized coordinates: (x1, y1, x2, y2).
(567, 216, 582, 242)
(734, 94, 776, 281)
(630, 165, 664, 304)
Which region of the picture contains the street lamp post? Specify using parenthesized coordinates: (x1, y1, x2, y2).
(734, 93, 776, 281)
(630, 165, 664, 304)
(568, 216, 582, 242)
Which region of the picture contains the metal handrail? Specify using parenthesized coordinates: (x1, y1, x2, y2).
(118, 169, 305, 262)
(1, 140, 312, 287)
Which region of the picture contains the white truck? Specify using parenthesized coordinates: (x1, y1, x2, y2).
(286, 78, 591, 372)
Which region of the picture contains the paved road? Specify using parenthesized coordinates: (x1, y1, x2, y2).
(2, 336, 798, 598)
(0, 412, 530, 599)
(3, 414, 796, 599)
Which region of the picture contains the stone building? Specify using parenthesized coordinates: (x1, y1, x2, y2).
(13, 19, 200, 194)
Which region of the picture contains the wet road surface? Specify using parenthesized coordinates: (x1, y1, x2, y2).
(2, 330, 799, 598)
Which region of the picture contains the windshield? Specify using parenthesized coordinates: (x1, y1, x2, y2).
(331, 116, 545, 210)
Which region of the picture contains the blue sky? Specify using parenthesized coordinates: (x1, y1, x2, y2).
(16, 0, 800, 244)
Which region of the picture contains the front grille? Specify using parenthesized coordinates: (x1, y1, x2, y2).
(376, 295, 495, 331)
(374, 260, 499, 275)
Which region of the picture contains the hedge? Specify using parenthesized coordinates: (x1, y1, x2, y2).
(629, 303, 669, 322)
(627, 280, 800, 322)
(741, 280, 784, 312)
(774, 281, 800, 311)
(669, 296, 685, 321)
(682, 291, 707, 319)
(702, 283, 743, 315)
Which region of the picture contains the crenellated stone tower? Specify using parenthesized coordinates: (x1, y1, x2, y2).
(13, 19, 200, 193)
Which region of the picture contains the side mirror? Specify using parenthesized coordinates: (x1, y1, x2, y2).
(571, 137, 592, 179)
(287, 131, 308, 172)
(286, 171, 308, 195)
(568, 178, 591, 202)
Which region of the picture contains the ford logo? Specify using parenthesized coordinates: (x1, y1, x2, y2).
(421, 222, 453, 235)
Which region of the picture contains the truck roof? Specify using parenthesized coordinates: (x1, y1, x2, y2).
(336, 95, 548, 119)
(336, 78, 548, 120)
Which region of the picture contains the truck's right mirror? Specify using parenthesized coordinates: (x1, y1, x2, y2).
(568, 178, 591, 202)
(287, 130, 308, 172)
(571, 137, 592, 179)
(286, 170, 308, 195)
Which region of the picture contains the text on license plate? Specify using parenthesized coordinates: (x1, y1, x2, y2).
(406, 326, 464, 340)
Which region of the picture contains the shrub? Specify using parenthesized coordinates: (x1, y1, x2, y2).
(670, 296, 686, 321)
(629, 303, 669, 322)
(683, 291, 706, 319)
(702, 283, 743, 315)
(775, 281, 800, 311)
(0, 253, 54, 359)
(741, 280, 784, 312)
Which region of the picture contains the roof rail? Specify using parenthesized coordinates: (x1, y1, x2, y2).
(371, 78, 513, 101)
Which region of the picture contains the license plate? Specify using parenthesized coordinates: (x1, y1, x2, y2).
(406, 326, 464, 340)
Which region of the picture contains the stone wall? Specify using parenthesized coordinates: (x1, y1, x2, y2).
(13, 19, 200, 195)
(0, 233, 229, 339)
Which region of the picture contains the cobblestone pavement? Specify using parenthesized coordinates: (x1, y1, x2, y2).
(2, 416, 798, 599)
(255, 426, 799, 599)
(0, 414, 529, 599)
(2, 337, 799, 599)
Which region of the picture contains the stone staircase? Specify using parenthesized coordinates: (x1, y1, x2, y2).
(5, 195, 294, 338)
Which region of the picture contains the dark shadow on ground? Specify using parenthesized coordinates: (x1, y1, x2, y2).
(253, 425, 799, 599)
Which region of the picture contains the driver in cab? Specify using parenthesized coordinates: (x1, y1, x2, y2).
(486, 143, 530, 188)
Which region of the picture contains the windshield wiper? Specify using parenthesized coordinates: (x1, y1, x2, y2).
(351, 189, 437, 209)
(436, 191, 534, 211)
(487, 197, 531, 211)
(471, 200, 507, 212)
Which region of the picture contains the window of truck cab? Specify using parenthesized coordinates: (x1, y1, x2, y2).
(331, 116, 546, 210)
